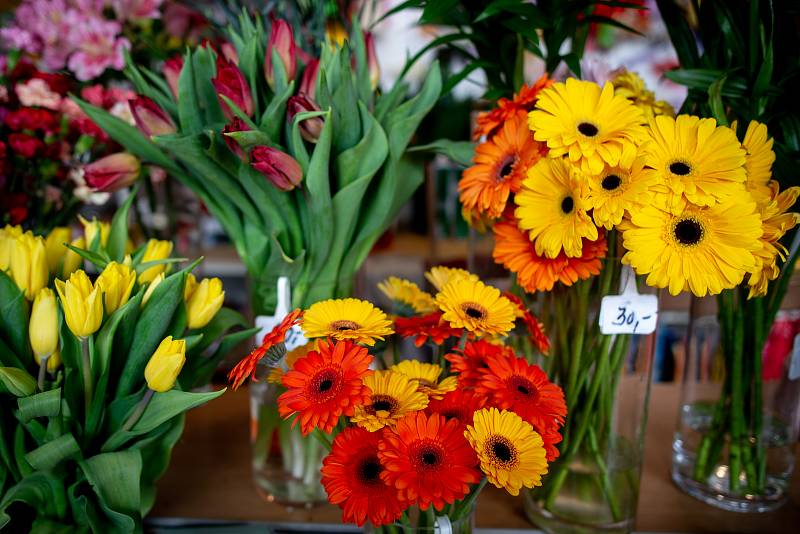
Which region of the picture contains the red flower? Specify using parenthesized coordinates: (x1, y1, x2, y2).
(425, 388, 486, 426)
(130, 96, 176, 137)
(32, 72, 71, 95)
(379, 411, 481, 511)
(228, 309, 303, 390)
(278, 339, 373, 435)
(222, 117, 249, 158)
(287, 93, 323, 142)
(394, 311, 462, 348)
(445, 339, 514, 388)
(321, 426, 407, 527)
(84, 153, 141, 192)
(8, 133, 44, 158)
(5, 108, 57, 132)
(535, 423, 563, 462)
(212, 57, 254, 120)
(473, 75, 553, 140)
(504, 292, 550, 355)
(265, 18, 297, 89)
(299, 59, 320, 99)
(250, 145, 303, 191)
(163, 56, 184, 99)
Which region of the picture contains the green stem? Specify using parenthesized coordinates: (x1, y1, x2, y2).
(121, 389, 155, 432)
(457, 330, 468, 351)
(587, 425, 622, 522)
(37, 356, 49, 392)
(566, 281, 590, 413)
(81, 338, 93, 415)
(450, 477, 486, 521)
(728, 301, 745, 492)
(752, 298, 766, 492)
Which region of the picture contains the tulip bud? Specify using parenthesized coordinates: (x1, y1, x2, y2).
(265, 19, 297, 89)
(138, 239, 173, 284)
(79, 215, 110, 250)
(29, 288, 58, 359)
(36, 347, 61, 373)
(325, 20, 348, 47)
(299, 59, 320, 99)
(55, 270, 103, 338)
(184, 272, 198, 301)
(11, 233, 48, 300)
(220, 41, 239, 65)
(287, 94, 323, 143)
(44, 227, 72, 276)
(250, 146, 303, 192)
(96, 261, 136, 314)
(130, 96, 176, 137)
(144, 336, 186, 392)
(142, 272, 165, 306)
(84, 153, 141, 193)
(186, 277, 225, 329)
(222, 117, 250, 158)
(164, 56, 183, 100)
(365, 32, 380, 89)
(213, 57, 254, 120)
(0, 224, 23, 271)
(62, 236, 85, 278)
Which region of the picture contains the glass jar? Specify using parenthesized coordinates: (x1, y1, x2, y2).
(363, 507, 476, 534)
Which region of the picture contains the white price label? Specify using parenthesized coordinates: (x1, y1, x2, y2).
(598, 266, 659, 335)
(254, 277, 307, 351)
(789, 334, 800, 381)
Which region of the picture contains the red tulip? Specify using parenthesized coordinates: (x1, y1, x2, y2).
(84, 153, 141, 192)
(287, 94, 323, 142)
(222, 117, 250, 158)
(220, 41, 239, 65)
(299, 58, 320, 99)
(265, 18, 297, 89)
(8, 133, 44, 158)
(163, 55, 184, 99)
(250, 146, 302, 191)
(365, 32, 380, 89)
(130, 96, 176, 137)
(213, 57, 254, 120)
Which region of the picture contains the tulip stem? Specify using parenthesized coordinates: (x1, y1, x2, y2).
(81, 338, 93, 414)
(122, 389, 156, 432)
(38, 356, 49, 391)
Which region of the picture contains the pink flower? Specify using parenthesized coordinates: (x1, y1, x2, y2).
(65, 15, 130, 81)
(364, 32, 380, 89)
(163, 56, 183, 99)
(265, 18, 297, 89)
(222, 117, 250, 158)
(84, 152, 141, 192)
(111, 0, 163, 21)
(299, 59, 320, 99)
(250, 146, 302, 191)
(220, 41, 239, 65)
(15, 78, 62, 110)
(163, 3, 207, 43)
(212, 57, 253, 120)
(287, 94, 323, 142)
(130, 96, 176, 137)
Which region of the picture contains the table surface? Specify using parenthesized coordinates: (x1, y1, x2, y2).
(150, 384, 800, 533)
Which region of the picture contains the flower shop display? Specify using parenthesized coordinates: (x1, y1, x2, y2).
(0, 200, 255, 532)
(229, 266, 560, 530)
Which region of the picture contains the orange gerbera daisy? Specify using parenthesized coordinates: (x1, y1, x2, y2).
(535, 423, 564, 462)
(460, 115, 544, 219)
(425, 388, 486, 426)
(445, 339, 515, 389)
(474, 75, 554, 140)
(379, 411, 481, 511)
(493, 218, 607, 292)
(278, 339, 373, 435)
(228, 309, 303, 390)
(321, 426, 407, 527)
(394, 311, 462, 347)
(477, 353, 566, 432)
(504, 292, 550, 355)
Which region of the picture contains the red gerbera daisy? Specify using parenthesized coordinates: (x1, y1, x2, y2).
(379, 411, 481, 511)
(473, 74, 554, 140)
(504, 292, 551, 355)
(445, 339, 515, 388)
(321, 426, 407, 527)
(425, 388, 486, 426)
(228, 309, 303, 390)
(278, 339, 373, 435)
(477, 352, 567, 432)
(534, 423, 564, 462)
(394, 311, 462, 347)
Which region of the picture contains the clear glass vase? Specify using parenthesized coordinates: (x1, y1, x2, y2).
(363, 507, 476, 534)
(671, 304, 799, 513)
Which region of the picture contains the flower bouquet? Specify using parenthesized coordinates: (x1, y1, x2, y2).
(0, 201, 255, 531)
(229, 266, 560, 531)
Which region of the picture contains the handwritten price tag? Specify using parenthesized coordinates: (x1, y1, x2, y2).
(598, 266, 659, 335)
(254, 277, 307, 351)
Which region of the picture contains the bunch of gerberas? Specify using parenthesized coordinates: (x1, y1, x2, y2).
(229, 270, 564, 529)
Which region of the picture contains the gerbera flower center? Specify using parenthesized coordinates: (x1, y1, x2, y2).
(673, 218, 704, 246)
(330, 320, 360, 331)
(368, 395, 398, 414)
(561, 196, 574, 214)
(601, 174, 622, 191)
(496, 155, 518, 182)
(356, 455, 383, 485)
(485, 435, 518, 467)
(309, 368, 343, 402)
(508, 376, 539, 401)
(577, 122, 599, 137)
(412, 441, 445, 470)
(461, 302, 488, 320)
(668, 160, 692, 176)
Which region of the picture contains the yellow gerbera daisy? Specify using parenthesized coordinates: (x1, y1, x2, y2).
(302, 298, 394, 346)
(351, 370, 429, 432)
(739, 120, 776, 203)
(622, 193, 762, 296)
(642, 115, 746, 209)
(528, 78, 645, 175)
(436, 278, 516, 337)
(611, 70, 674, 122)
(464, 407, 548, 496)
(747, 182, 800, 298)
(515, 158, 598, 258)
(424, 266, 478, 292)
(390, 360, 458, 400)
(587, 143, 655, 229)
(377, 276, 437, 314)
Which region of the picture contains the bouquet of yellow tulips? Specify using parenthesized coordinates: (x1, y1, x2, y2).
(0, 201, 255, 532)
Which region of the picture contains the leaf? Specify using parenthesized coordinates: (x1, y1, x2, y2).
(135, 415, 185, 514)
(63, 243, 110, 271)
(707, 76, 728, 124)
(180, 327, 259, 390)
(419, 0, 459, 23)
(0, 367, 36, 397)
(655, 0, 700, 67)
(261, 81, 295, 141)
(0, 472, 68, 529)
(24, 433, 81, 470)
(80, 450, 142, 533)
(18, 388, 61, 421)
(107, 184, 140, 262)
(408, 139, 477, 167)
(0, 269, 31, 365)
(187, 307, 248, 355)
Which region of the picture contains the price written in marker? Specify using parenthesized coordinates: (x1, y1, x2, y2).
(599, 294, 659, 335)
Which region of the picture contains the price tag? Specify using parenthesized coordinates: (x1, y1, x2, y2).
(254, 277, 306, 351)
(789, 334, 800, 381)
(598, 266, 658, 335)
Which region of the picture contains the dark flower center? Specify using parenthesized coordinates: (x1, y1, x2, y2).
(674, 218, 704, 246)
(319, 379, 333, 392)
(497, 156, 517, 182)
(508, 376, 538, 400)
(669, 161, 692, 176)
(413, 442, 445, 470)
(461, 302, 487, 320)
(486, 436, 517, 466)
(310, 369, 341, 401)
(369, 395, 398, 414)
(441, 409, 464, 421)
(330, 320, 360, 331)
(577, 122, 599, 137)
(602, 174, 622, 191)
(358, 456, 383, 484)
(561, 196, 574, 214)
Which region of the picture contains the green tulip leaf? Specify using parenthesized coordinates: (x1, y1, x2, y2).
(0, 471, 69, 530)
(79, 450, 142, 533)
(0, 367, 36, 397)
(18, 388, 62, 421)
(408, 139, 477, 167)
(24, 432, 81, 471)
(107, 185, 140, 262)
(179, 326, 259, 391)
(0, 270, 31, 365)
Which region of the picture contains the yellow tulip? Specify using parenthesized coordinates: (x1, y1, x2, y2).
(144, 336, 186, 392)
(11, 233, 48, 300)
(142, 272, 165, 307)
(184, 272, 198, 301)
(55, 270, 103, 338)
(95, 262, 136, 314)
(186, 277, 225, 329)
(61, 237, 85, 278)
(0, 224, 23, 271)
(79, 215, 109, 249)
(35, 347, 62, 373)
(44, 227, 72, 275)
(138, 239, 173, 284)
(29, 288, 58, 358)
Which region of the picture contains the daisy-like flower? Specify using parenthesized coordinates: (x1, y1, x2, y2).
(535, 423, 564, 462)
(351, 371, 429, 432)
(426, 389, 486, 426)
(267, 342, 313, 385)
(529, 78, 645, 175)
(474, 74, 554, 140)
(379, 411, 481, 511)
(394, 311, 463, 347)
(424, 265, 477, 292)
(436, 278, 517, 337)
(228, 309, 303, 390)
(642, 114, 746, 209)
(515, 158, 598, 258)
(377, 276, 437, 314)
(622, 193, 763, 296)
(504, 292, 550, 355)
(465, 407, 548, 495)
(278, 339, 373, 435)
(460, 115, 545, 219)
(611, 70, 674, 122)
(477, 353, 566, 431)
(302, 298, 394, 346)
(321, 426, 407, 526)
(390, 360, 458, 400)
(738, 120, 776, 203)
(445, 339, 515, 388)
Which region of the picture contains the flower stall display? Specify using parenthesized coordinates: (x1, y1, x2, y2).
(229, 267, 560, 531)
(0, 201, 255, 531)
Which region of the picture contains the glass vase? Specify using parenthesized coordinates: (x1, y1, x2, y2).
(363, 507, 476, 534)
(671, 299, 798, 513)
